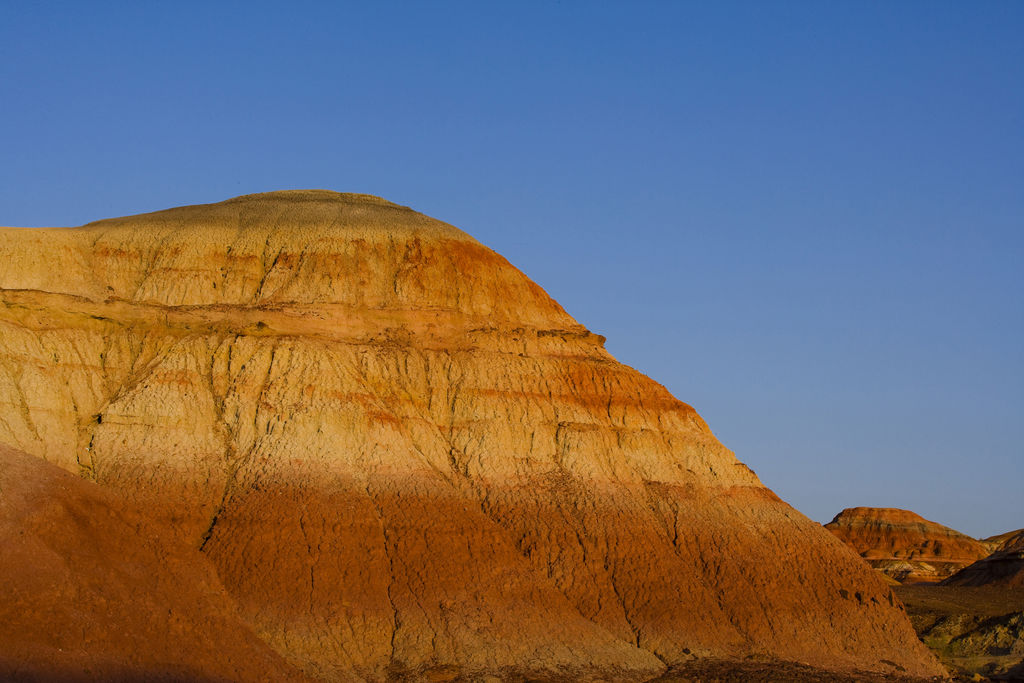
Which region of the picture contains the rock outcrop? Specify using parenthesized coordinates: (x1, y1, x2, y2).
(0, 191, 945, 681)
(825, 507, 990, 585)
(0, 443, 310, 683)
(916, 611, 1024, 679)
(942, 530, 1024, 588)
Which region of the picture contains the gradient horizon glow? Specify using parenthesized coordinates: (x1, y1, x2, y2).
(1, 1, 1021, 537)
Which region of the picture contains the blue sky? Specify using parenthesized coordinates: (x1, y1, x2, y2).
(2, 1, 1021, 537)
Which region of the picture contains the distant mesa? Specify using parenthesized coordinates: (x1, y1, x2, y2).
(825, 507, 991, 585)
(0, 191, 945, 682)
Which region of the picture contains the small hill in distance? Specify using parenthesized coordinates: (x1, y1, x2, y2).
(824, 507, 990, 584)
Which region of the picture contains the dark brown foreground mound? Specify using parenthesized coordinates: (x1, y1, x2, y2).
(0, 444, 309, 683)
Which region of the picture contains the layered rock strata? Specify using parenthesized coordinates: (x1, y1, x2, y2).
(943, 530, 1024, 588)
(0, 191, 944, 681)
(825, 507, 990, 585)
(0, 444, 310, 683)
(982, 529, 1024, 554)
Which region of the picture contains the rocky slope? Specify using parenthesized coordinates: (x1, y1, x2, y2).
(942, 530, 1024, 588)
(825, 507, 990, 584)
(982, 529, 1024, 554)
(0, 191, 944, 682)
(918, 611, 1024, 680)
(0, 443, 310, 683)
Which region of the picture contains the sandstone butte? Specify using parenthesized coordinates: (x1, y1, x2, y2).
(0, 443, 313, 683)
(942, 529, 1024, 588)
(825, 507, 990, 585)
(0, 191, 945, 682)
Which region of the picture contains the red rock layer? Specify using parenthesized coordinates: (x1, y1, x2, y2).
(0, 444, 310, 683)
(825, 507, 990, 584)
(0, 192, 945, 681)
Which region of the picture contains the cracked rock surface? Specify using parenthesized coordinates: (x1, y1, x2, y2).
(0, 191, 945, 681)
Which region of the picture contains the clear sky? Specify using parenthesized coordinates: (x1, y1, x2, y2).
(1, 1, 1021, 538)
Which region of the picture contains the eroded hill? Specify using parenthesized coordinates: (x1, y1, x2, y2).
(825, 507, 990, 585)
(0, 191, 945, 682)
(943, 529, 1024, 588)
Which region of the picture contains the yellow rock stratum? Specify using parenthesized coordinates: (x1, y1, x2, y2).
(0, 191, 944, 682)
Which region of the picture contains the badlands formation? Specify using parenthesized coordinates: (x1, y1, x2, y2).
(982, 529, 1024, 554)
(942, 529, 1024, 588)
(0, 191, 944, 682)
(825, 507, 989, 584)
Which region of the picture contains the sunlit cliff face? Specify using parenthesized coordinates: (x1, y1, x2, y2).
(0, 191, 944, 682)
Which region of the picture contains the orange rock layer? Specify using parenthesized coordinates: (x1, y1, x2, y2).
(0, 192, 944, 681)
(825, 507, 990, 584)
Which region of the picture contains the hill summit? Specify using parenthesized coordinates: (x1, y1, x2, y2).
(0, 192, 943, 682)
